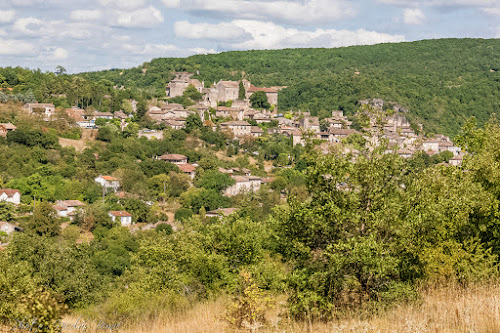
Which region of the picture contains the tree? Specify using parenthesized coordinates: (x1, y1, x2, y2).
(136, 99, 147, 119)
(195, 170, 235, 193)
(185, 113, 203, 133)
(55, 65, 66, 76)
(27, 201, 60, 237)
(249, 91, 270, 110)
(183, 84, 203, 101)
(238, 81, 246, 100)
(0, 202, 15, 221)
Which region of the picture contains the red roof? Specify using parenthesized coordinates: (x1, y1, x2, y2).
(60, 200, 85, 207)
(178, 163, 197, 173)
(101, 176, 118, 181)
(0, 189, 21, 197)
(109, 211, 132, 217)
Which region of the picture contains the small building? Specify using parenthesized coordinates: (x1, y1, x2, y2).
(449, 156, 463, 167)
(0, 189, 21, 205)
(138, 129, 164, 140)
(205, 208, 239, 219)
(94, 175, 120, 192)
(0, 123, 16, 138)
(250, 126, 264, 138)
(177, 163, 197, 179)
(24, 103, 55, 120)
(220, 121, 251, 137)
(93, 111, 113, 120)
(53, 200, 85, 217)
(224, 175, 261, 197)
(109, 211, 133, 226)
(157, 154, 188, 165)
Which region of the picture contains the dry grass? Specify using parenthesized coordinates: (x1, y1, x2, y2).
(46, 284, 500, 333)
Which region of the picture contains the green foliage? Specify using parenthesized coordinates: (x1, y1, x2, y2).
(27, 201, 60, 237)
(195, 170, 235, 192)
(238, 81, 246, 100)
(0, 201, 15, 221)
(17, 288, 68, 333)
(250, 91, 270, 110)
(183, 84, 203, 101)
(184, 113, 203, 133)
(175, 208, 193, 221)
(140, 159, 179, 177)
(156, 223, 173, 235)
(7, 127, 58, 148)
(181, 188, 230, 214)
(226, 270, 272, 330)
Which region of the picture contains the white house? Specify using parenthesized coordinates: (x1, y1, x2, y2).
(109, 211, 133, 226)
(0, 189, 21, 205)
(24, 103, 55, 120)
(95, 175, 120, 192)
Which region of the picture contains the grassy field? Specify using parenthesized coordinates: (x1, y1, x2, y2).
(42, 284, 500, 333)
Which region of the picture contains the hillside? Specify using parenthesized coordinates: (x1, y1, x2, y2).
(80, 38, 500, 136)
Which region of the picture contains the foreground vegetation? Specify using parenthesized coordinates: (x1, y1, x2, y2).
(1, 91, 500, 331)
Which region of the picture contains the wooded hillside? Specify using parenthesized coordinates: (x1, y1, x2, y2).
(80, 38, 500, 136)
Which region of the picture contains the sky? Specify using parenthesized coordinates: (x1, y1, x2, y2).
(0, 0, 499, 73)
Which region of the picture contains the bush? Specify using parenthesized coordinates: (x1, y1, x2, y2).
(156, 223, 173, 235)
(175, 208, 193, 221)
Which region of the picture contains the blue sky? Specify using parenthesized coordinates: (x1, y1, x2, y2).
(0, 0, 499, 73)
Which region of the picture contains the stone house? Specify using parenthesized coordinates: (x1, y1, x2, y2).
(166, 72, 203, 98)
(177, 163, 197, 179)
(250, 126, 264, 138)
(216, 80, 242, 103)
(224, 175, 261, 197)
(53, 200, 85, 218)
(216, 106, 245, 121)
(109, 211, 133, 226)
(157, 154, 188, 164)
(220, 121, 251, 137)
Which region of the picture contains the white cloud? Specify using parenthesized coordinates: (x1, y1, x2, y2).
(0, 38, 34, 55)
(163, 0, 357, 24)
(123, 43, 178, 55)
(52, 47, 69, 59)
(189, 47, 218, 54)
(70, 9, 102, 21)
(403, 8, 425, 24)
(110, 6, 164, 27)
(98, 0, 147, 10)
(0, 10, 16, 23)
(174, 20, 405, 50)
(13, 17, 43, 35)
(175, 21, 250, 41)
(482, 6, 500, 15)
(378, 0, 496, 5)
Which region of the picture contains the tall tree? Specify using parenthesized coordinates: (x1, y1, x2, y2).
(27, 201, 60, 237)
